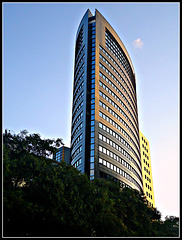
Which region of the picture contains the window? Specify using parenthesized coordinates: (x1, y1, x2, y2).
(107, 162, 110, 168)
(91, 120, 95, 125)
(90, 163, 94, 169)
(90, 150, 94, 156)
(91, 84, 95, 89)
(91, 89, 95, 93)
(90, 144, 94, 150)
(91, 132, 95, 138)
(91, 93, 95, 99)
(91, 109, 95, 115)
(91, 78, 95, 84)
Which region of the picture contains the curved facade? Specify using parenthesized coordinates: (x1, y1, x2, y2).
(70, 9, 143, 192)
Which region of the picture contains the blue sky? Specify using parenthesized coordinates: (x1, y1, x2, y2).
(3, 2, 179, 220)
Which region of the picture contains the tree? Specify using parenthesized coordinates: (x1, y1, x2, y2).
(152, 216, 179, 237)
(90, 178, 127, 237)
(3, 130, 179, 237)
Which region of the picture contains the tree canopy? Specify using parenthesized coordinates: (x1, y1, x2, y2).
(3, 129, 179, 237)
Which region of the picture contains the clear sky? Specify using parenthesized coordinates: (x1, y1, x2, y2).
(3, 2, 179, 220)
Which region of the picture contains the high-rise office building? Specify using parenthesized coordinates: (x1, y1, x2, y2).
(53, 146, 71, 165)
(139, 131, 155, 207)
(70, 9, 143, 192)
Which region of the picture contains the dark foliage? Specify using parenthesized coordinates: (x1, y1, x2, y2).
(3, 130, 179, 237)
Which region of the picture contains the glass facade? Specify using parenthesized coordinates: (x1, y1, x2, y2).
(71, 9, 143, 192)
(89, 20, 96, 180)
(54, 146, 71, 165)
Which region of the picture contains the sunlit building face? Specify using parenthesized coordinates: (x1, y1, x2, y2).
(139, 131, 155, 207)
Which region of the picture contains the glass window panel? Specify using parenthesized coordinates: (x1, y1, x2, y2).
(102, 160, 106, 166)
(91, 109, 95, 115)
(90, 163, 94, 169)
(90, 156, 94, 163)
(91, 104, 95, 110)
(91, 126, 95, 132)
(91, 73, 95, 79)
(91, 132, 95, 138)
(91, 79, 95, 84)
(91, 55, 95, 60)
(92, 46, 95, 52)
(91, 84, 95, 89)
(91, 93, 95, 99)
(91, 115, 95, 120)
(90, 144, 94, 150)
(91, 99, 95, 104)
(92, 37, 95, 43)
(91, 89, 95, 93)
(90, 150, 94, 156)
